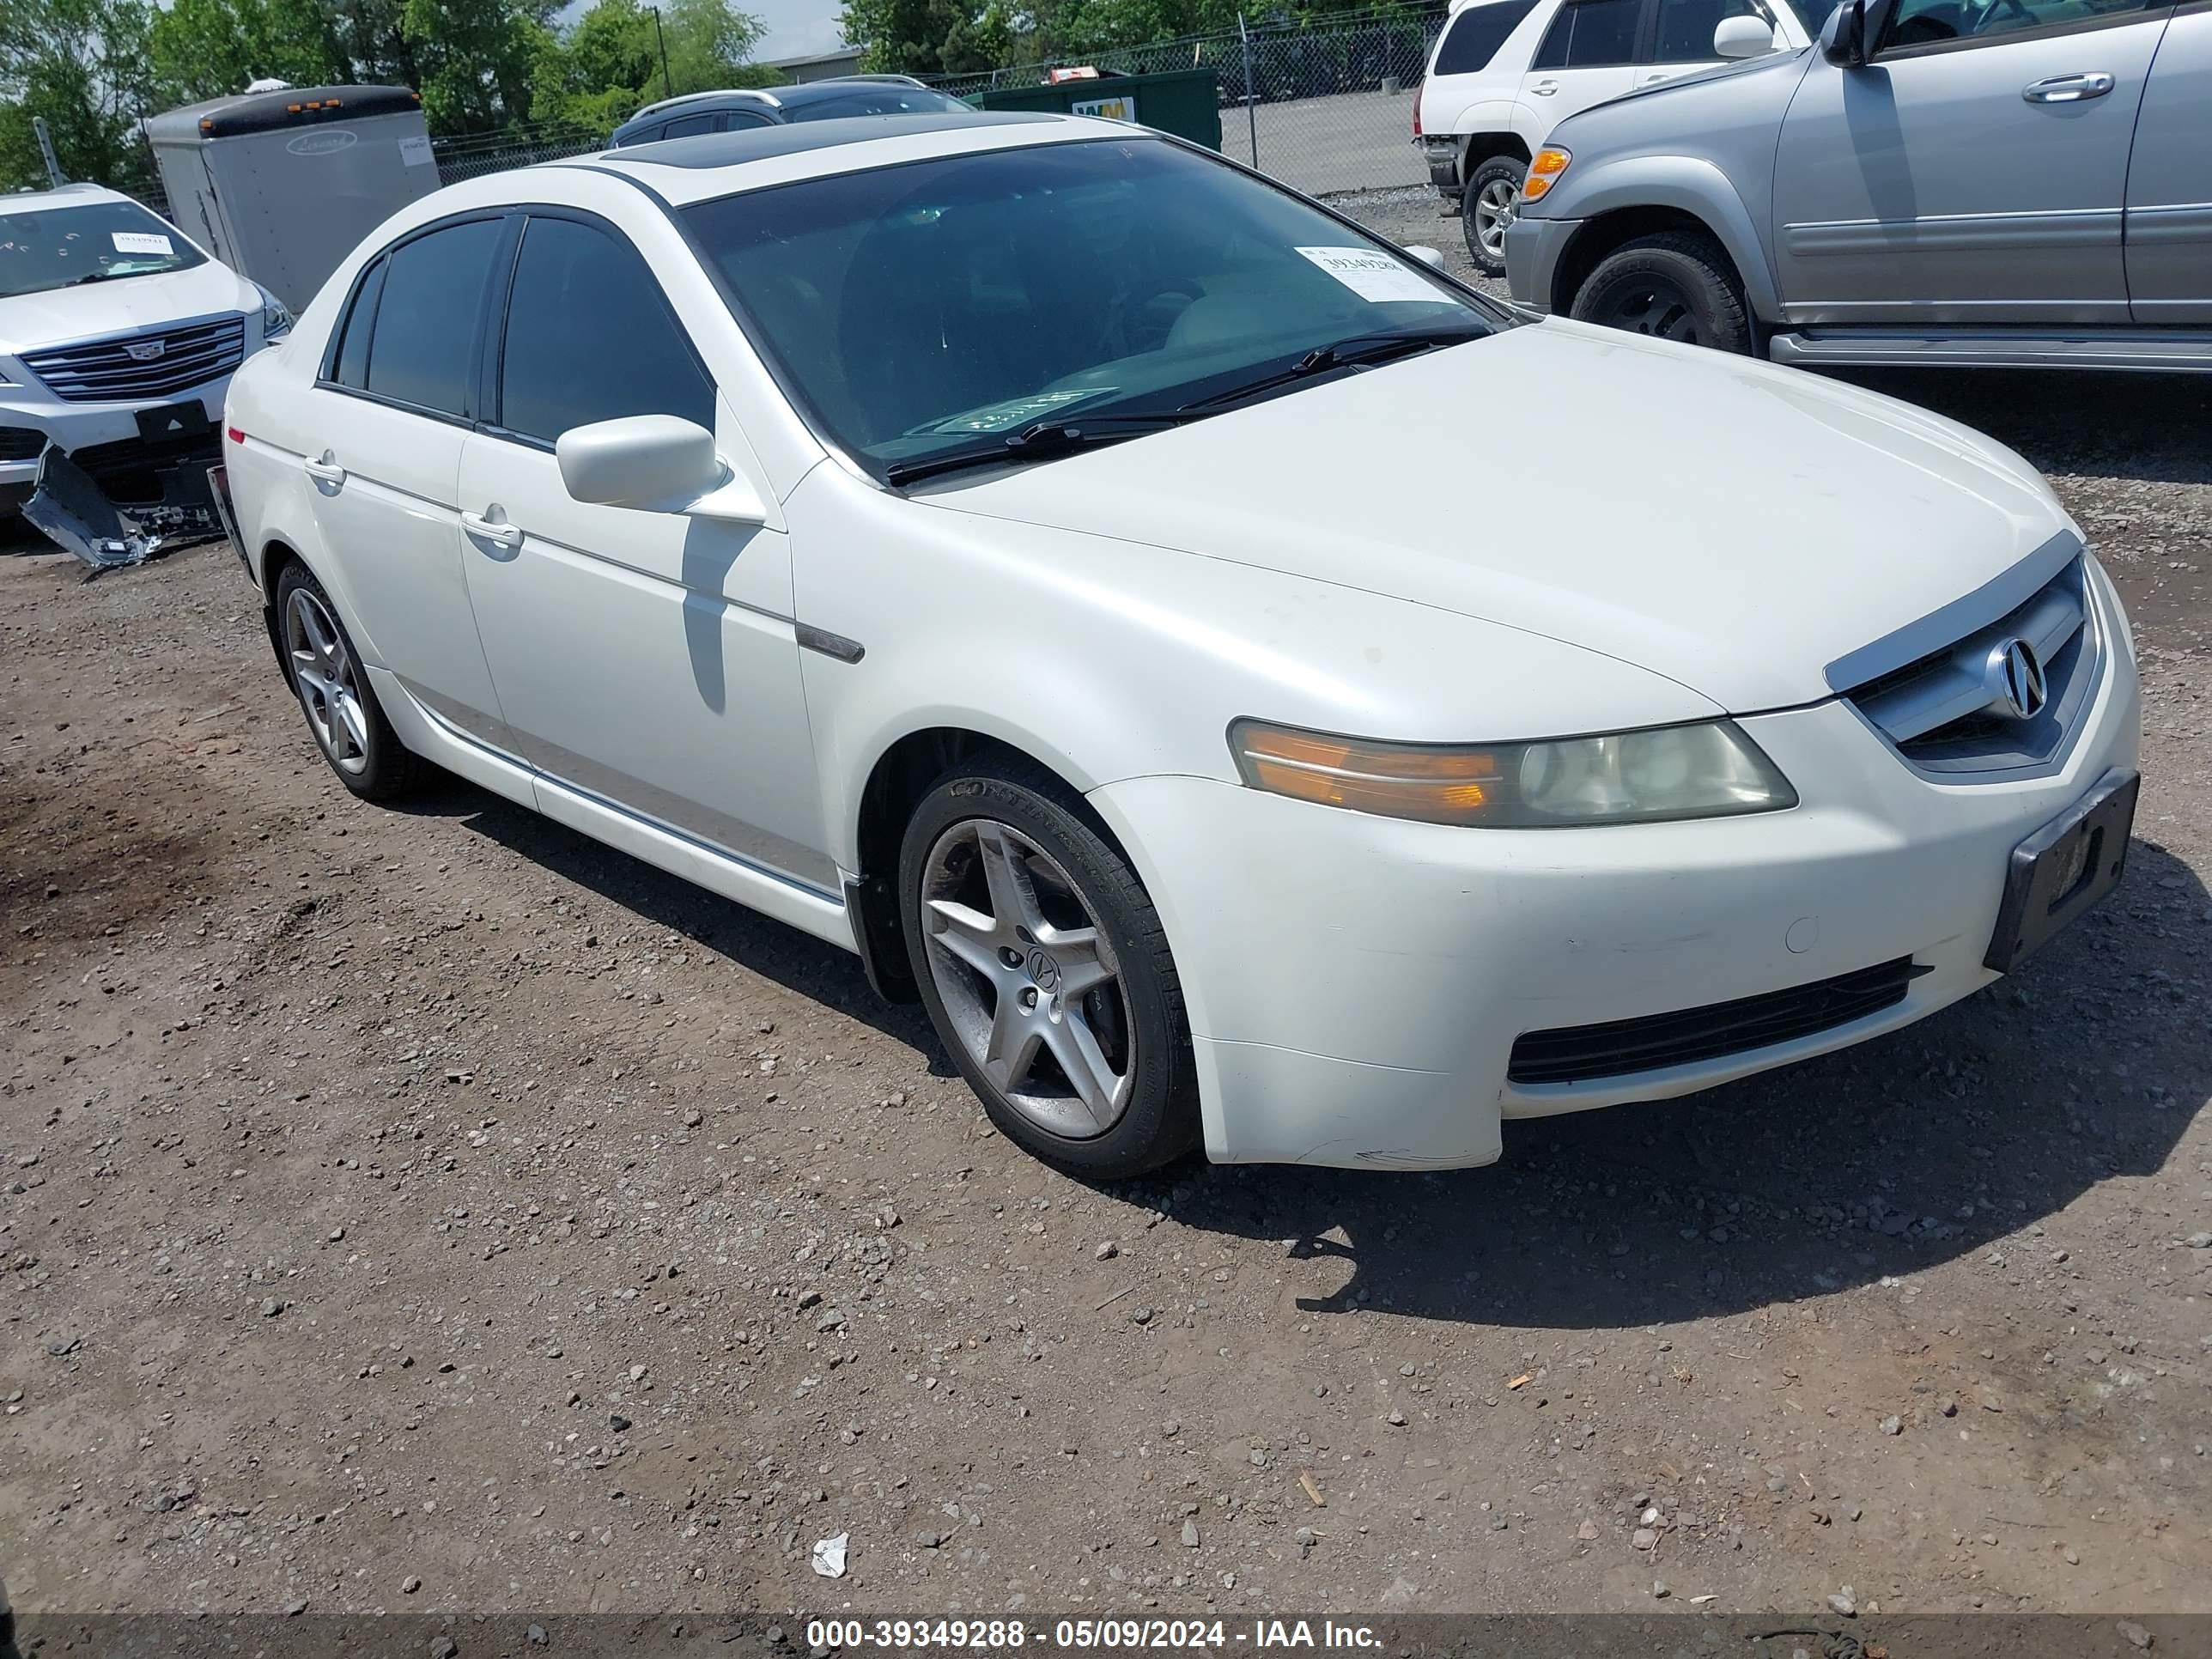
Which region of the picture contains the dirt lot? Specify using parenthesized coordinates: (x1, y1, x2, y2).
(4, 230, 2212, 1627)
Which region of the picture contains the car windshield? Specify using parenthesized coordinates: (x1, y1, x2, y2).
(0, 200, 206, 299)
(786, 86, 974, 119)
(681, 136, 1507, 479)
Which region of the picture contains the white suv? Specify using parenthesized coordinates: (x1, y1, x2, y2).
(1, 184, 289, 518)
(1415, 0, 1822, 272)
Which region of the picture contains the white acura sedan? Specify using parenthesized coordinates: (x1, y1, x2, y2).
(218, 112, 2141, 1178)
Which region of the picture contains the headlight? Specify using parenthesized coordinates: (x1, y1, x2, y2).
(256, 285, 294, 341)
(1229, 717, 1796, 828)
(1521, 146, 1571, 203)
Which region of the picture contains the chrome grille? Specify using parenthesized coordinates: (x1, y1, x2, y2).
(1844, 555, 2100, 777)
(22, 314, 246, 405)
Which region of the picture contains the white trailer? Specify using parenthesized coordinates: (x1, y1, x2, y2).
(146, 85, 441, 313)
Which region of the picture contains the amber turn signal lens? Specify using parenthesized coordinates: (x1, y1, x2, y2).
(1521, 147, 1572, 202)
(1231, 721, 1503, 826)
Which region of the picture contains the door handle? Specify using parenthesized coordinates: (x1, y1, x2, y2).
(1530, 78, 1559, 94)
(2021, 71, 2114, 102)
(461, 509, 524, 550)
(302, 455, 345, 486)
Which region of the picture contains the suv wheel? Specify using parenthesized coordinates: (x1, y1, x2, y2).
(1461, 155, 1526, 277)
(898, 756, 1200, 1180)
(1570, 232, 1753, 355)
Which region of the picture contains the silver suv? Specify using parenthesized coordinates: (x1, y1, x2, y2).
(1503, 0, 2211, 369)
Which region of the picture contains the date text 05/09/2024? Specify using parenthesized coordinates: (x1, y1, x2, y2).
(803, 1620, 1382, 1650)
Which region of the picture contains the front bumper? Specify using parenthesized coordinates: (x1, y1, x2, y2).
(1, 382, 229, 507)
(1503, 213, 1577, 312)
(1087, 569, 2142, 1170)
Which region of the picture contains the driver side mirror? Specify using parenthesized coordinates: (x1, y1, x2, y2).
(556, 415, 767, 524)
(1714, 13, 1778, 54)
(1821, 0, 1866, 64)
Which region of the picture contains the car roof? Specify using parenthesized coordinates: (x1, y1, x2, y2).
(563, 111, 1124, 205)
(621, 76, 950, 130)
(2, 182, 132, 214)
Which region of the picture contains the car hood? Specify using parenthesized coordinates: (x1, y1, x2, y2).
(921, 319, 2072, 712)
(0, 260, 257, 356)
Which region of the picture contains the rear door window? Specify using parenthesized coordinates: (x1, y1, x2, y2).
(662, 112, 721, 137)
(362, 217, 504, 417)
(1530, 0, 1644, 64)
(1432, 0, 1542, 72)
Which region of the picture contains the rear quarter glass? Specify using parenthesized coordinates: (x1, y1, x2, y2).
(1431, 0, 1544, 73)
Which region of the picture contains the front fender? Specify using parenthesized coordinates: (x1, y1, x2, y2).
(1547, 154, 1780, 318)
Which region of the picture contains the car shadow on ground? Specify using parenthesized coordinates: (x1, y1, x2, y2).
(397, 775, 949, 1062)
(1840, 369, 2212, 490)
(415, 754, 2206, 1331)
(1152, 836, 2209, 1330)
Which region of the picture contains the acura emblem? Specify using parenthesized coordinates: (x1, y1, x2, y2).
(125, 339, 167, 362)
(1996, 637, 2048, 719)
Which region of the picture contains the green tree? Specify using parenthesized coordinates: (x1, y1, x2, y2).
(326, 0, 422, 91)
(532, 0, 767, 134)
(400, 0, 553, 133)
(149, 0, 342, 103)
(0, 0, 156, 193)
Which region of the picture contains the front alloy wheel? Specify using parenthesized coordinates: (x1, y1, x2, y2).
(921, 819, 1135, 1139)
(899, 757, 1199, 1178)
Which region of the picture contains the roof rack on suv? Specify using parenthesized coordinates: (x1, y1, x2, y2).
(629, 87, 778, 121)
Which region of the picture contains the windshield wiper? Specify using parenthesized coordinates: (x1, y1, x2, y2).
(1180, 325, 1488, 413)
(885, 411, 1195, 488)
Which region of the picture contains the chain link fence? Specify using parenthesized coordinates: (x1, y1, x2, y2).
(938, 6, 1445, 198)
(421, 5, 1446, 200)
(431, 122, 610, 185)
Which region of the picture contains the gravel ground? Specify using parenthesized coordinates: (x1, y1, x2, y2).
(3, 209, 2210, 1625)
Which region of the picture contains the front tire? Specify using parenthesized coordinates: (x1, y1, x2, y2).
(1569, 232, 1753, 354)
(1461, 155, 1527, 276)
(897, 757, 1200, 1180)
(273, 562, 428, 801)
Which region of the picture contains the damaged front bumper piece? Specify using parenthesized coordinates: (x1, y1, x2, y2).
(21, 441, 223, 573)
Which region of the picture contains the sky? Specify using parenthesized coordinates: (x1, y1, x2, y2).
(750, 0, 848, 61)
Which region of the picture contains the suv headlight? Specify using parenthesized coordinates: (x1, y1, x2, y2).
(1231, 717, 1796, 828)
(256, 284, 294, 341)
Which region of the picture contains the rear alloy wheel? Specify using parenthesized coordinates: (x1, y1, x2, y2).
(1570, 231, 1753, 355)
(1461, 155, 1527, 277)
(274, 562, 428, 801)
(899, 758, 1199, 1179)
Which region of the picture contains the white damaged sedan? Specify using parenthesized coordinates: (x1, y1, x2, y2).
(219, 112, 2140, 1177)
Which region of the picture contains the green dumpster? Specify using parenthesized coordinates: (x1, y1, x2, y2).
(966, 69, 1222, 151)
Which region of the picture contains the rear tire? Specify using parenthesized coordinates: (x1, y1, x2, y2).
(898, 755, 1200, 1180)
(1460, 155, 1526, 277)
(273, 562, 428, 801)
(1570, 232, 1753, 355)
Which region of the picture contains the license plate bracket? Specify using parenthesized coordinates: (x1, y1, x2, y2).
(1983, 767, 2138, 973)
(135, 400, 211, 445)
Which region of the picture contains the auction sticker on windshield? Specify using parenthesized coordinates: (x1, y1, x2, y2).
(1295, 246, 1438, 303)
(111, 232, 173, 256)
(929, 387, 1117, 434)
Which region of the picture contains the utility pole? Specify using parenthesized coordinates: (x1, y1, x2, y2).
(32, 117, 65, 188)
(653, 7, 673, 98)
(1236, 15, 1258, 173)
